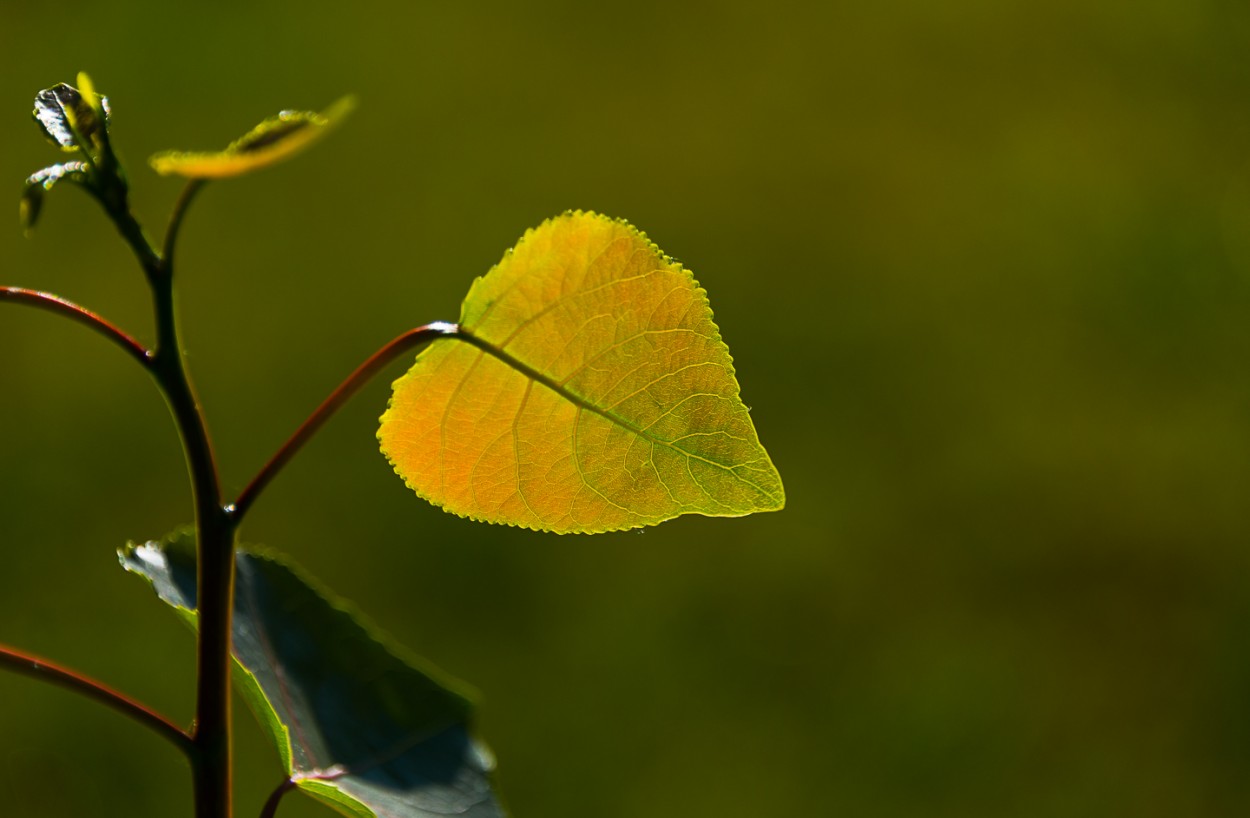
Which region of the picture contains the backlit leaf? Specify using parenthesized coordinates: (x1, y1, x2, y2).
(32, 76, 111, 153)
(120, 531, 503, 818)
(379, 211, 785, 534)
(149, 96, 354, 178)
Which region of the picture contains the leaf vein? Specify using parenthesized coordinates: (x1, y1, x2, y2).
(239, 564, 321, 772)
(570, 406, 633, 520)
(512, 380, 538, 522)
(488, 268, 665, 351)
(459, 331, 782, 507)
(440, 350, 484, 499)
(651, 441, 683, 506)
(604, 361, 727, 414)
(559, 327, 708, 389)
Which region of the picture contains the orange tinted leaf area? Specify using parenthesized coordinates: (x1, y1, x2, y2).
(379, 211, 784, 534)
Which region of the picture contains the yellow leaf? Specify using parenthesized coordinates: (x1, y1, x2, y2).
(149, 96, 354, 178)
(379, 211, 784, 534)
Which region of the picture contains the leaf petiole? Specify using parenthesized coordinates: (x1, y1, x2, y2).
(0, 643, 192, 754)
(162, 179, 207, 270)
(231, 308, 711, 525)
(229, 322, 460, 522)
(258, 778, 297, 818)
(0, 286, 152, 366)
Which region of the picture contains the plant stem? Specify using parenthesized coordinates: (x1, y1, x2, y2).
(111, 194, 236, 818)
(0, 286, 152, 366)
(164, 180, 206, 268)
(150, 244, 236, 818)
(229, 318, 601, 524)
(187, 505, 235, 818)
(257, 778, 297, 818)
(108, 199, 162, 281)
(0, 643, 192, 754)
(229, 322, 460, 523)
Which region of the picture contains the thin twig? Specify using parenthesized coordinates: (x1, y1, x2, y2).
(0, 286, 152, 366)
(258, 765, 350, 818)
(257, 778, 297, 818)
(229, 322, 459, 523)
(0, 643, 192, 755)
(163, 179, 206, 270)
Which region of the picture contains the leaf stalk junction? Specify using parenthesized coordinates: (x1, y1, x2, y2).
(0, 186, 479, 816)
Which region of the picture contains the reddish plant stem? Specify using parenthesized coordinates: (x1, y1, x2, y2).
(257, 778, 297, 818)
(228, 318, 593, 525)
(12, 163, 233, 813)
(150, 256, 234, 818)
(228, 321, 460, 523)
(111, 196, 235, 818)
(0, 286, 152, 366)
(258, 765, 347, 818)
(0, 643, 191, 754)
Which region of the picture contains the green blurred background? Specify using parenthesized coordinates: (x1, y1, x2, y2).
(3, 1, 1250, 815)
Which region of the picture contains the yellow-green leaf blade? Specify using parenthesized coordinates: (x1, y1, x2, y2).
(149, 96, 354, 178)
(379, 211, 784, 534)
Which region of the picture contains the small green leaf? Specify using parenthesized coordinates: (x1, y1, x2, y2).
(20, 162, 89, 232)
(149, 96, 355, 178)
(32, 78, 110, 154)
(120, 531, 504, 818)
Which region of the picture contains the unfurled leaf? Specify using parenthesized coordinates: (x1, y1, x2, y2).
(32, 76, 111, 154)
(149, 96, 354, 178)
(379, 211, 785, 534)
(120, 532, 503, 818)
(20, 162, 88, 232)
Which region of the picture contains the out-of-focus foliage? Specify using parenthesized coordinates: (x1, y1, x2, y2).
(21, 73, 115, 231)
(149, 96, 354, 178)
(2, 2, 1250, 817)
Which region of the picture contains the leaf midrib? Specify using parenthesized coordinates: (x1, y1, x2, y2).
(452, 330, 780, 506)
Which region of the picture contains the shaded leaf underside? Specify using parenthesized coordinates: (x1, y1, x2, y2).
(379, 210, 785, 534)
(120, 533, 503, 818)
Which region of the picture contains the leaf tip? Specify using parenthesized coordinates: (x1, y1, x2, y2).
(75, 71, 97, 106)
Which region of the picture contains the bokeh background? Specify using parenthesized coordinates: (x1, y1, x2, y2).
(3, 1, 1250, 815)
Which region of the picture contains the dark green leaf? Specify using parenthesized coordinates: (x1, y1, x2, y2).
(120, 531, 504, 818)
(20, 162, 89, 231)
(32, 79, 110, 153)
